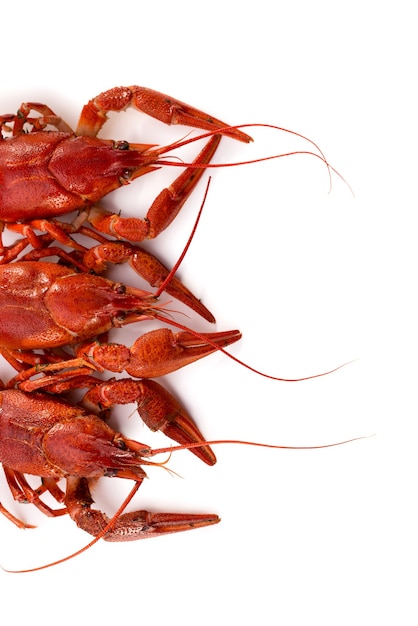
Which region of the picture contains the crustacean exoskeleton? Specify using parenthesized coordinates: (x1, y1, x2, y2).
(0, 88, 357, 572)
(0, 377, 362, 554)
(0, 86, 250, 258)
(0, 86, 334, 293)
(0, 256, 245, 466)
(0, 383, 220, 540)
(0, 256, 341, 393)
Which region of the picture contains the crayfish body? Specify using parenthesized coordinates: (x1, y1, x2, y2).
(0, 86, 250, 246)
(0, 387, 219, 541)
(0, 132, 155, 222)
(0, 260, 242, 378)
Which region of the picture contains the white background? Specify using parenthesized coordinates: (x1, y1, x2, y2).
(1, 1, 416, 624)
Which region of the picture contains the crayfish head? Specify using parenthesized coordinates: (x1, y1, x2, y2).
(43, 414, 151, 481)
(44, 272, 157, 340)
(48, 135, 157, 202)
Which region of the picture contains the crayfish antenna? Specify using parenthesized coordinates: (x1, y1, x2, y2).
(153, 176, 212, 301)
(150, 123, 353, 196)
(152, 310, 355, 382)
(143, 183, 356, 383)
(147, 434, 374, 458)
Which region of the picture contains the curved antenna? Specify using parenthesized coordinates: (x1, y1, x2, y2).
(146, 123, 353, 195)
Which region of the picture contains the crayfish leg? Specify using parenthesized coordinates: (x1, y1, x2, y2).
(0, 501, 36, 530)
(2, 467, 67, 518)
(76, 85, 251, 142)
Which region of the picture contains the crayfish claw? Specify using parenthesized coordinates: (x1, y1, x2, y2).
(126, 328, 242, 378)
(102, 511, 221, 542)
(134, 379, 217, 466)
(65, 476, 219, 542)
(83, 377, 216, 466)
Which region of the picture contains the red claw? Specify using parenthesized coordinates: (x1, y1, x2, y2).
(83, 377, 217, 466)
(67, 473, 220, 542)
(83, 328, 242, 379)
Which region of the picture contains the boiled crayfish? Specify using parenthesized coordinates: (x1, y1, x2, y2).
(0, 85, 250, 259)
(0, 368, 223, 540)
(0, 88, 351, 566)
(0, 374, 357, 557)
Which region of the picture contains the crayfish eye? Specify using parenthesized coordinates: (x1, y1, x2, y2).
(121, 169, 133, 180)
(114, 438, 127, 450)
(113, 283, 126, 294)
(114, 140, 130, 150)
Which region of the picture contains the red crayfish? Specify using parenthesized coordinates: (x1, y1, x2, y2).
(0, 374, 358, 571)
(0, 86, 250, 260)
(0, 379, 220, 541)
(0, 86, 353, 569)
